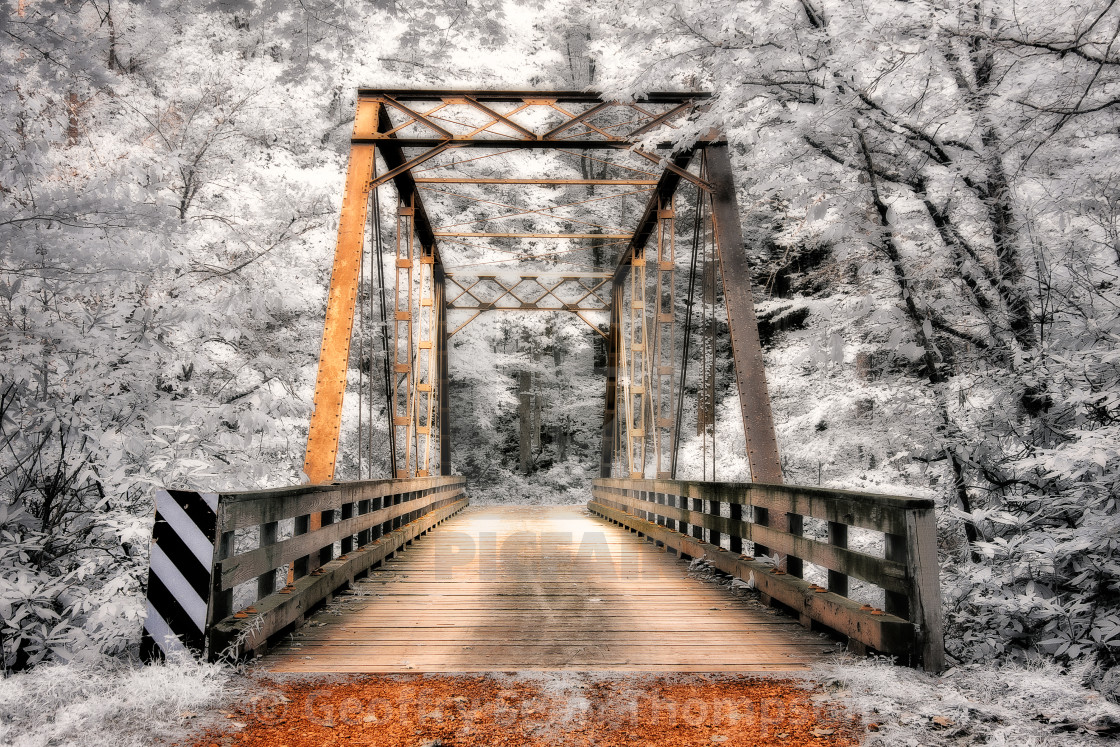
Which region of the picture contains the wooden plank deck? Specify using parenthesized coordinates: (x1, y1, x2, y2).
(263, 505, 838, 672)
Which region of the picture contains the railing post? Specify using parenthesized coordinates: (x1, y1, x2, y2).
(906, 507, 945, 672)
(385, 492, 398, 535)
(371, 494, 384, 540)
(319, 509, 336, 566)
(257, 521, 278, 599)
(211, 529, 235, 630)
(678, 484, 689, 537)
(293, 513, 310, 580)
(691, 487, 704, 541)
(709, 494, 722, 549)
(884, 532, 909, 620)
(751, 486, 801, 576)
(753, 505, 770, 559)
(827, 521, 848, 597)
(341, 501, 355, 554)
(725, 501, 743, 555)
(786, 514, 803, 578)
(357, 498, 371, 546)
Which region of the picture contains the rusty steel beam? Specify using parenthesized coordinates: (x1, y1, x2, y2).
(437, 266, 451, 475)
(379, 96, 455, 139)
(354, 93, 717, 154)
(445, 273, 612, 312)
(375, 105, 441, 262)
(628, 101, 699, 139)
(351, 138, 710, 150)
(415, 178, 659, 185)
(308, 91, 771, 493)
(461, 95, 539, 140)
(358, 90, 712, 103)
(600, 278, 623, 478)
(631, 149, 712, 192)
(435, 232, 632, 239)
(706, 144, 783, 485)
(369, 143, 453, 191)
(304, 99, 381, 484)
(542, 100, 615, 140)
(391, 196, 416, 478)
(611, 150, 696, 286)
(651, 196, 677, 479)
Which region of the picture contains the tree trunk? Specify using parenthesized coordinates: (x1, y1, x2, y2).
(519, 370, 531, 474)
(858, 130, 981, 561)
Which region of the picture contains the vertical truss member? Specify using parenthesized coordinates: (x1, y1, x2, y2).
(652, 196, 676, 479)
(393, 195, 417, 477)
(303, 99, 380, 484)
(623, 241, 649, 478)
(413, 244, 438, 477)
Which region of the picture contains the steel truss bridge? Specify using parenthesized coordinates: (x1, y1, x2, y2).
(141, 90, 944, 675)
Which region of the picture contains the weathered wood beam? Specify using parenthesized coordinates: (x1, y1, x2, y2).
(210, 497, 468, 661)
(589, 477, 945, 672)
(586, 499, 918, 661)
(593, 477, 929, 535)
(592, 486, 909, 593)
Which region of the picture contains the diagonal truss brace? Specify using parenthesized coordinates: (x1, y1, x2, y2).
(444, 273, 611, 338)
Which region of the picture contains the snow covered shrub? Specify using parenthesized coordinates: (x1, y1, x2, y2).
(0, 383, 149, 671)
(588, 0, 1120, 689)
(0, 656, 230, 747)
(942, 327, 1120, 680)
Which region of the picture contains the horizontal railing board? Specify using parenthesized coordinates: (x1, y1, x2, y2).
(595, 478, 930, 535)
(218, 486, 341, 531)
(217, 493, 461, 591)
(210, 498, 468, 659)
(216, 476, 464, 532)
(586, 500, 915, 655)
(591, 489, 909, 594)
(340, 476, 465, 505)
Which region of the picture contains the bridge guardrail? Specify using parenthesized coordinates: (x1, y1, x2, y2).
(589, 478, 943, 672)
(142, 476, 468, 662)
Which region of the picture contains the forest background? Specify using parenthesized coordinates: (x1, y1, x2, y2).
(2, 0, 1119, 702)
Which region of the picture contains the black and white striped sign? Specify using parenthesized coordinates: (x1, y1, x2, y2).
(140, 489, 218, 660)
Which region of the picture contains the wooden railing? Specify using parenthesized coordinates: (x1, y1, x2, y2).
(207, 475, 467, 660)
(590, 478, 943, 672)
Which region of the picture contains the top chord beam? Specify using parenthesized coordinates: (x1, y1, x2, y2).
(415, 178, 659, 185)
(357, 89, 712, 103)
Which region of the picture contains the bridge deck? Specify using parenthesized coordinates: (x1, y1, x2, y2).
(263, 505, 838, 672)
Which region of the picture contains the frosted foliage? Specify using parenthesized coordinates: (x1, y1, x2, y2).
(3, 0, 1120, 722)
(825, 659, 1120, 745)
(589, 0, 1120, 694)
(0, 659, 229, 747)
(0, 0, 578, 671)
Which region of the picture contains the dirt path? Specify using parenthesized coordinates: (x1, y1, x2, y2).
(183, 672, 863, 747)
